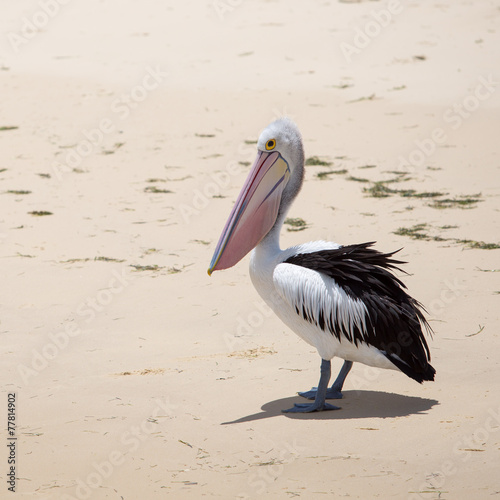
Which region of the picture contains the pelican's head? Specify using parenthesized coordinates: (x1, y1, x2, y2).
(208, 118, 304, 275)
(256, 117, 304, 188)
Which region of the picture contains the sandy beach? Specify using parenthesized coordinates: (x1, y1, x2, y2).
(2, 1, 500, 498)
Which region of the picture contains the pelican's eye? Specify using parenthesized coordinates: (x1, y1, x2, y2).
(265, 139, 276, 151)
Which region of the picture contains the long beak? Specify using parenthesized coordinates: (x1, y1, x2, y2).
(208, 150, 290, 275)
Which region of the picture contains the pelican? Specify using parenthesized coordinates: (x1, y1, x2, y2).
(208, 118, 435, 413)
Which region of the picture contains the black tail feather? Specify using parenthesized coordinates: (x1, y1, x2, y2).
(386, 353, 436, 383)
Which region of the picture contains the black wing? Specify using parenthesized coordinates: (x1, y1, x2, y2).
(284, 242, 435, 382)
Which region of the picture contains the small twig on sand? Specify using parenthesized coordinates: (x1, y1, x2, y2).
(466, 325, 485, 337)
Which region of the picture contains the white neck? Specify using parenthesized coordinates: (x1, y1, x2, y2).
(258, 218, 282, 254)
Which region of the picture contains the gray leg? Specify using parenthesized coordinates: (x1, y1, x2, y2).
(299, 360, 353, 400)
(283, 359, 341, 413)
(330, 360, 353, 395)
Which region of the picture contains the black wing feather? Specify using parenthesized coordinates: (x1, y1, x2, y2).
(284, 242, 435, 382)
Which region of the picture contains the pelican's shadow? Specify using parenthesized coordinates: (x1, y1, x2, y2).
(221, 390, 438, 424)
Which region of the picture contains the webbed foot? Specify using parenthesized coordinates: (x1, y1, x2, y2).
(282, 401, 340, 413)
(283, 359, 341, 413)
(298, 387, 344, 400)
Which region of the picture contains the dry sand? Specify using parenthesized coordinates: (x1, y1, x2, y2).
(1, 1, 500, 499)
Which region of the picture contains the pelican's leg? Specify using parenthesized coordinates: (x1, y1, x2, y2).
(283, 359, 340, 413)
(329, 360, 353, 397)
(298, 360, 353, 400)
